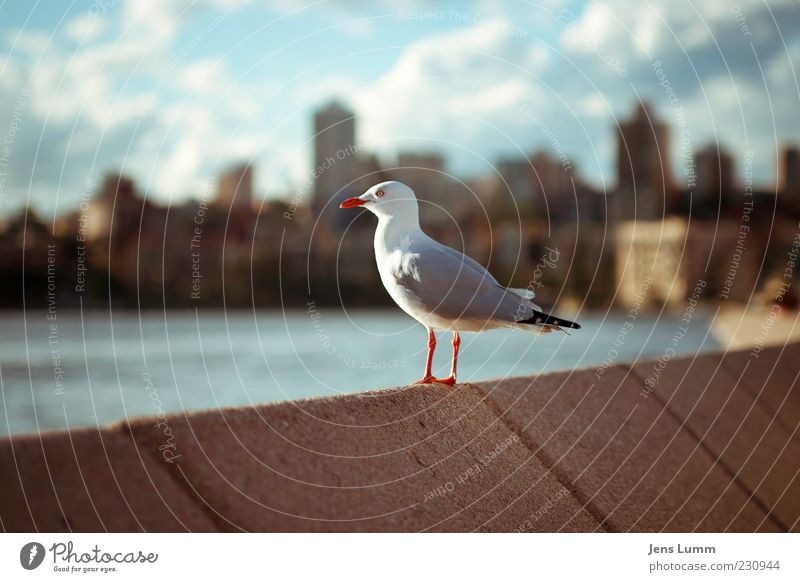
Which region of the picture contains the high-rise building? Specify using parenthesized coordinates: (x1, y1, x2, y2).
(531, 151, 575, 219)
(86, 173, 140, 241)
(217, 163, 253, 211)
(312, 101, 357, 220)
(494, 151, 576, 220)
(615, 102, 673, 221)
(695, 144, 735, 203)
(389, 152, 446, 207)
(779, 146, 800, 196)
(495, 157, 533, 216)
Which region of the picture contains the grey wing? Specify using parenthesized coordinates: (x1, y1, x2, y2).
(438, 243, 539, 307)
(437, 244, 501, 286)
(396, 243, 534, 324)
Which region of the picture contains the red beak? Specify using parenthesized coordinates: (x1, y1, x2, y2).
(339, 197, 366, 209)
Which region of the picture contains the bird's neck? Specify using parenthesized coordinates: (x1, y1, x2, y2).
(375, 213, 421, 250)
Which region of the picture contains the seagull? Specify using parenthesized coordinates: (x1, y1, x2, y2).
(340, 181, 580, 385)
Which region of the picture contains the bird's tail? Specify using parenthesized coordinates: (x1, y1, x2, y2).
(507, 287, 535, 301)
(506, 287, 542, 311)
(516, 309, 581, 330)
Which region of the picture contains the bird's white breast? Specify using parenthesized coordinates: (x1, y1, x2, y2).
(373, 222, 443, 327)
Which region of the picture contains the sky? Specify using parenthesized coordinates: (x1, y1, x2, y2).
(0, 0, 798, 217)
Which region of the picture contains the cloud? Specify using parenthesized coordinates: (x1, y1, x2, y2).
(351, 18, 553, 171)
(562, 0, 800, 77)
(0, 0, 274, 213)
(564, 0, 757, 58)
(5, 27, 50, 55)
(64, 14, 108, 43)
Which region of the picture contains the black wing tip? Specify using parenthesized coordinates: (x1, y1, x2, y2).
(517, 310, 581, 330)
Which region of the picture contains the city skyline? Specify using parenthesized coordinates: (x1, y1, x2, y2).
(1, 85, 798, 314)
(1, 0, 799, 217)
(13, 95, 797, 224)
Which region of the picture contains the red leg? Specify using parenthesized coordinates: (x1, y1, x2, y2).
(414, 329, 437, 384)
(432, 331, 460, 385)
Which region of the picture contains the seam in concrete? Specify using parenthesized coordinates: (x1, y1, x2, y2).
(623, 364, 790, 532)
(719, 356, 800, 444)
(118, 422, 227, 533)
(463, 382, 614, 532)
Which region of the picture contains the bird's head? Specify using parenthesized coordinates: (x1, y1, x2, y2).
(339, 181, 419, 222)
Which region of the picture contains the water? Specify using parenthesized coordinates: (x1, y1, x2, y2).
(0, 310, 721, 436)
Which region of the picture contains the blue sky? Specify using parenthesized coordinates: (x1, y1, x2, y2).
(0, 0, 798, 216)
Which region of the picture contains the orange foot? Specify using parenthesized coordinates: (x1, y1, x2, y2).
(415, 375, 457, 385)
(430, 375, 456, 385)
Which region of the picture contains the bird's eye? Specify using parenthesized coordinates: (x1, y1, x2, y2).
(376, 190, 385, 197)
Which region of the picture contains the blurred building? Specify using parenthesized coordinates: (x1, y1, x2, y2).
(615, 218, 687, 309)
(394, 152, 445, 189)
(683, 218, 763, 303)
(531, 152, 578, 220)
(695, 144, 735, 206)
(312, 101, 358, 226)
(216, 163, 253, 212)
(779, 145, 800, 196)
(85, 173, 147, 242)
(350, 152, 385, 194)
(615, 102, 673, 221)
(493, 151, 596, 224)
(495, 156, 533, 217)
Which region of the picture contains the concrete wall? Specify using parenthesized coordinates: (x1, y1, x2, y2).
(1, 344, 798, 532)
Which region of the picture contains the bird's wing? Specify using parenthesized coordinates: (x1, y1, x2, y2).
(436, 244, 501, 286)
(437, 241, 539, 306)
(392, 240, 533, 324)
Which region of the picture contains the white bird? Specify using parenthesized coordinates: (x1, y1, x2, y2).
(340, 181, 580, 385)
